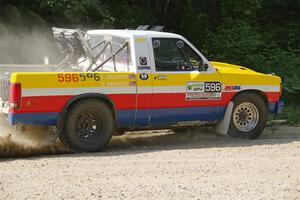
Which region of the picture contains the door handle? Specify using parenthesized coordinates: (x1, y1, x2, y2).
(156, 75, 168, 80)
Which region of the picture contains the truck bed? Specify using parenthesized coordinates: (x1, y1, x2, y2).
(0, 64, 56, 115)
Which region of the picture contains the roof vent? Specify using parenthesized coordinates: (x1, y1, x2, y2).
(136, 25, 165, 32)
(150, 26, 165, 32)
(136, 25, 151, 30)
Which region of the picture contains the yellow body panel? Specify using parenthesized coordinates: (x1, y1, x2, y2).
(210, 61, 281, 86)
(11, 72, 136, 89)
(11, 62, 281, 91)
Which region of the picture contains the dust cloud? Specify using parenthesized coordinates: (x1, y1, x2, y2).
(0, 114, 73, 158)
(0, 23, 62, 64)
(0, 7, 70, 157)
(0, 6, 62, 64)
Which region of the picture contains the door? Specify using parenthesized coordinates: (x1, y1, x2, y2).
(149, 37, 225, 125)
(133, 36, 154, 126)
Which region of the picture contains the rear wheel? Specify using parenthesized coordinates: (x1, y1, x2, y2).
(228, 93, 267, 139)
(60, 99, 114, 152)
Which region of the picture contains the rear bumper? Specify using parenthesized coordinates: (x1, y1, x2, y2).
(268, 101, 284, 114)
(8, 112, 59, 125)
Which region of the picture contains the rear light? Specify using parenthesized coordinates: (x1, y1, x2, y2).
(9, 83, 21, 109)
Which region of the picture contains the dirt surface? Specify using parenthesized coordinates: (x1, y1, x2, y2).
(0, 114, 299, 199)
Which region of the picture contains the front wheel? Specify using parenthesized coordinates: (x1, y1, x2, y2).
(60, 99, 114, 152)
(228, 93, 267, 139)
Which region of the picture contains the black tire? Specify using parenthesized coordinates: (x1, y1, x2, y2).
(228, 93, 267, 139)
(61, 99, 114, 152)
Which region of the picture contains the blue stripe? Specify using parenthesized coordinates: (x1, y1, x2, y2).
(118, 106, 226, 127)
(8, 106, 227, 127)
(8, 112, 59, 125)
(116, 110, 136, 127)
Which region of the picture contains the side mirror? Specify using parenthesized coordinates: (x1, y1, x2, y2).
(199, 63, 209, 71)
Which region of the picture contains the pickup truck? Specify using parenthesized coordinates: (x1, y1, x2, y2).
(0, 27, 284, 152)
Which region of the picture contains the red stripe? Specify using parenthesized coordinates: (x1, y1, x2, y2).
(221, 92, 280, 104)
(12, 91, 281, 113)
(137, 94, 152, 109)
(108, 94, 136, 109)
(12, 96, 73, 113)
(266, 92, 280, 102)
(152, 93, 222, 108)
(12, 94, 137, 113)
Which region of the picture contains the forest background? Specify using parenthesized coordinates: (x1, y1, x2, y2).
(0, 0, 299, 122)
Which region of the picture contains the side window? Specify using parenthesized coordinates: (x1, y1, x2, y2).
(152, 38, 203, 71)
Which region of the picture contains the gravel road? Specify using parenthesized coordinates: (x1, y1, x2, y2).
(0, 123, 299, 200)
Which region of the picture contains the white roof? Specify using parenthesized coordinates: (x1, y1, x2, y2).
(86, 29, 183, 38)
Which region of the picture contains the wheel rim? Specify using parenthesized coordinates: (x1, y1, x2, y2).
(76, 111, 103, 140)
(233, 102, 259, 132)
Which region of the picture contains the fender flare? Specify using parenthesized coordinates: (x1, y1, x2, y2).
(56, 93, 116, 135)
(214, 90, 268, 135)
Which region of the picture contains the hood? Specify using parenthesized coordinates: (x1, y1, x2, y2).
(209, 61, 259, 74)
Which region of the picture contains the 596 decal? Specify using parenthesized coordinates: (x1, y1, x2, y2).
(57, 73, 101, 83)
(204, 82, 222, 92)
(186, 81, 222, 100)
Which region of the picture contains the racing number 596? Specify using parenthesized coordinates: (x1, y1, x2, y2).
(57, 74, 79, 82)
(205, 82, 221, 92)
(58, 73, 101, 83)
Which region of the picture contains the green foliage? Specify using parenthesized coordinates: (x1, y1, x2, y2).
(272, 104, 300, 124)
(0, 0, 299, 108)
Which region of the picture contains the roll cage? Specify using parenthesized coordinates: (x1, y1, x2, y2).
(52, 27, 129, 72)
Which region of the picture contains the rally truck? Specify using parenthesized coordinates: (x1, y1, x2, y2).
(0, 26, 284, 152)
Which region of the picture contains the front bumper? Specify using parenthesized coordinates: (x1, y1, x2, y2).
(268, 101, 284, 114)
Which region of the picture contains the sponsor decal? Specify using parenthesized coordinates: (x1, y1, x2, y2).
(128, 74, 136, 79)
(224, 85, 241, 91)
(186, 81, 222, 100)
(176, 40, 184, 48)
(135, 37, 146, 43)
(139, 57, 148, 65)
(137, 66, 151, 70)
(139, 73, 149, 80)
(153, 40, 160, 48)
(187, 82, 205, 92)
(105, 82, 133, 87)
(129, 81, 136, 86)
(104, 74, 129, 79)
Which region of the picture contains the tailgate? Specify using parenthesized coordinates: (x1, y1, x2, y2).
(0, 74, 10, 114)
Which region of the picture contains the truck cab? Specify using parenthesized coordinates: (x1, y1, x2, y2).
(1, 28, 283, 151)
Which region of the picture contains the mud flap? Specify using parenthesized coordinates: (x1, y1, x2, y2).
(215, 101, 234, 135)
